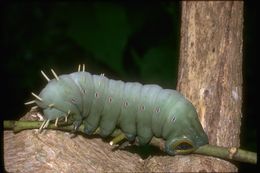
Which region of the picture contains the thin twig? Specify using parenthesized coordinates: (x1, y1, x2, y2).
(194, 144, 257, 164)
(3, 120, 257, 164)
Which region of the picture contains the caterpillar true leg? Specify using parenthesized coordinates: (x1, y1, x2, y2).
(72, 118, 83, 132)
(43, 119, 50, 129)
(109, 133, 126, 145)
(55, 117, 59, 127)
(39, 120, 47, 132)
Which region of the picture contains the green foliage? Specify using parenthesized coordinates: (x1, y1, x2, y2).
(51, 2, 132, 74)
(3, 2, 180, 89)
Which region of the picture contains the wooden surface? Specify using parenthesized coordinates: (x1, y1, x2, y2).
(4, 129, 235, 172)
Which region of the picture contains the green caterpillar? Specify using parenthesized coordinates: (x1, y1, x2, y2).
(27, 65, 208, 155)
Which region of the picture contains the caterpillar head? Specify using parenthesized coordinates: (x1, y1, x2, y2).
(34, 72, 84, 129)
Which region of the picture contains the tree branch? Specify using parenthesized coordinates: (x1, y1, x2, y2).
(4, 120, 257, 164)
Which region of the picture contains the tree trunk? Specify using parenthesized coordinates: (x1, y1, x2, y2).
(4, 1, 244, 172)
(177, 1, 243, 172)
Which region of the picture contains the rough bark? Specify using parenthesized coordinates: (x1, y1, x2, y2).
(176, 1, 243, 172)
(4, 1, 243, 172)
(4, 112, 146, 172)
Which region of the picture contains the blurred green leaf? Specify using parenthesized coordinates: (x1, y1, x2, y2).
(134, 45, 178, 88)
(50, 2, 131, 74)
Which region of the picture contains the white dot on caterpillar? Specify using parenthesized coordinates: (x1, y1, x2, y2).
(98, 73, 105, 86)
(108, 96, 112, 103)
(171, 116, 176, 123)
(95, 92, 100, 98)
(71, 98, 77, 104)
(140, 105, 145, 111)
(124, 101, 128, 108)
(155, 107, 160, 113)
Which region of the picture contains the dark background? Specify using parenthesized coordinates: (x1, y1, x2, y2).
(1, 2, 256, 172)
